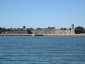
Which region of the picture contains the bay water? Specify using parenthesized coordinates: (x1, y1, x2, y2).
(0, 36, 85, 64)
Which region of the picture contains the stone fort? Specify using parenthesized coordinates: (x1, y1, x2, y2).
(5, 24, 75, 35)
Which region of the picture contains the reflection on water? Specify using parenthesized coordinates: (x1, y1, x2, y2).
(0, 36, 85, 64)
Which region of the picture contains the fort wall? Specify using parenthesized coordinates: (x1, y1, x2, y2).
(31, 29, 75, 35)
(5, 29, 75, 35)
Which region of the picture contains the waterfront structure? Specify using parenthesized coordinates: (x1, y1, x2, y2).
(31, 29, 75, 35)
(0, 24, 75, 35)
(4, 28, 75, 35)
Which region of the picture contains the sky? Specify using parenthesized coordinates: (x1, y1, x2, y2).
(0, 0, 85, 28)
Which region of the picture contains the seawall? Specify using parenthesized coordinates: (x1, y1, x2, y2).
(0, 34, 85, 36)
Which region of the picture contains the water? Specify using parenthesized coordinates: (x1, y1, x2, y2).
(0, 36, 85, 64)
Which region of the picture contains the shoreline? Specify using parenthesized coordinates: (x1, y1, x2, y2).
(0, 34, 85, 36)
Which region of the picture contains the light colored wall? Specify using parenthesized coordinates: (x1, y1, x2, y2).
(31, 29, 75, 35)
(6, 30, 28, 34)
(5, 29, 75, 35)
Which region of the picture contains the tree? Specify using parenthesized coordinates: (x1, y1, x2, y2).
(29, 28, 34, 30)
(63, 28, 66, 30)
(47, 27, 55, 29)
(51, 27, 55, 29)
(69, 28, 71, 30)
(37, 28, 42, 30)
(83, 29, 85, 33)
(60, 28, 64, 30)
(0, 27, 7, 34)
(23, 26, 26, 30)
(60, 28, 66, 30)
(75, 26, 84, 34)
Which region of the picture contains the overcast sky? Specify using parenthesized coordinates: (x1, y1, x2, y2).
(0, 0, 85, 28)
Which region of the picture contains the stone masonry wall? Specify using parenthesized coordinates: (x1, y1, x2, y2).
(31, 29, 75, 35)
(5, 29, 75, 35)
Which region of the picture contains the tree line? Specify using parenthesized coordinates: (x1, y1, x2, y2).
(0, 27, 10, 34)
(75, 26, 85, 34)
(0, 26, 85, 34)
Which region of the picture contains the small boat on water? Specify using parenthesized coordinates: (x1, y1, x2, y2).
(34, 34, 44, 36)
